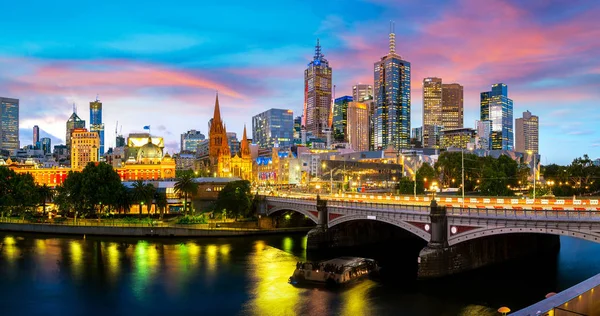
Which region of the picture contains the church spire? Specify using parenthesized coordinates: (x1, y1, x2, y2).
(213, 92, 222, 124)
(241, 124, 250, 157)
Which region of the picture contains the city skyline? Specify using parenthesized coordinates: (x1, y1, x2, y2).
(0, 0, 599, 163)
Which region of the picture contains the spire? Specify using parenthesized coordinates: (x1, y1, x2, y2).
(314, 38, 322, 60)
(389, 21, 396, 55)
(213, 92, 221, 124)
(241, 124, 250, 157)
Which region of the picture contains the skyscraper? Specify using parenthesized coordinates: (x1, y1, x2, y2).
(352, 84, 373, 102)
(0, 97, 19, 152)
(303, 39, 332, 139)
(333, 96, 353, 142)
(33, 125, 40, 147)
(422, 77, 442, 148)
(515, 110, 539, 154)
(66, 107, 86, 154)
(40, 137, 51, 155)
(252, 108, 294, 149)
(71, 128, 100, 169)
(293, 116, 302, 143)
(441, 83, 464, 129)
(180, 130, 206, 153)
(346, 102, 369, 152)
(480, 83, 513, 150)
(374, 23, 411, 150)
(90, 98, 105, 156)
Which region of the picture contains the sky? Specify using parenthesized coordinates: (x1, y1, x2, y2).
(0, 0, 599, 164)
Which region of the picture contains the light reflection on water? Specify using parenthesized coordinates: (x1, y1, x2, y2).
(0, 234, 599, 315)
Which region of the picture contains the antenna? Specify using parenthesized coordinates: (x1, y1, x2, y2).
(96, 94, 99, 102)
(389, 21, 396, 55)
(314, 38, 322, 60)
(72, 103, 76, 114)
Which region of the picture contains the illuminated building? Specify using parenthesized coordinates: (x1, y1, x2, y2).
(346, 102, 369, 152)
(333, 96, 353, 142)
(440, 128, 475, 149)
(441, 83, 463, 129)
(515, 110, 539, 154)
(0, 97, 19, 152)
(227, 132, 240, 156)
(303, 39, 332, 139)
(422, 77, 442, 148)
(373, 23, 411, 150)
(89, 98, 105, 155)
(230, 125, 253, 180)
(33, 125, 39, 147)
(481, 83, 513, 150)
(180, 130, 205, 153)
(70, 128, 99, 169)
(252, 108, 294, 149)
(65, 109, 85, 154)
(476, 120, 492, 150)
(40, 137, 51, 155)
(293, 115, 302, 144)
(352, 84, 373, 102)
(256, 147, 296, 185)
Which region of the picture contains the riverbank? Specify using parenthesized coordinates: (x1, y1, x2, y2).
(0, 221, 312, 237)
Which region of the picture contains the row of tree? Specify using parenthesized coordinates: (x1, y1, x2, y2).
(542, 154, 600, 196)
(0, 167, 54, 216)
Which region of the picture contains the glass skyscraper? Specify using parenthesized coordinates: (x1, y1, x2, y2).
(333, 96, 353, 142)
(90, 99, 104, 155)
(373, 24, 411, 150)
(252, 108, 294, 149)
(180, 130, 206, 153)
(0, 97, 20, 152)
(66, 109, 86, 154)
(422, 77, 442, 148)
(480, 83, 513, 150)
(303, 39, 332, 139)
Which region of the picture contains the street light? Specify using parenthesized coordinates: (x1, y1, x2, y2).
(528, 150, 536, 199)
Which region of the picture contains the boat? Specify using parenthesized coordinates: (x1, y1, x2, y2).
(289, 257, 380, 287)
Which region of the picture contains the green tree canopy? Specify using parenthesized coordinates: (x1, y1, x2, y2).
(215, 180, 252, 219)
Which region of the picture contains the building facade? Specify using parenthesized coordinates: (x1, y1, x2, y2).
(180, 130, 205, 153)
(441, 83, 464, 129)
(209, 94, 231, 177)
(89, 99, 104, 156)
(440, 128, 475, 149)
(352, 84, 373, 102)
(33, 125, 39, 148)
(333, 96, 353, 143)
(227, 132, 240, 156)
(293, 115, 302, 144)
(66, 111, 86, 154)
(40, 137, 51, 155)
(71, 128, 100, 169)
(481, 83, 513, 150)
(422, 77, 442, 148)
(476, 120, 492, 150)
(347, 102, 369, 152)
(0, 97, 19, 152)
(252, 108, 294, 149)
(303, 39, 332, 139)
(373, 25, 411, 150)
(515, 110, 539, 154)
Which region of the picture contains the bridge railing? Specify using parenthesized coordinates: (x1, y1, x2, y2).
(447, 207, 600, 220)
(263, 195, 430, 213)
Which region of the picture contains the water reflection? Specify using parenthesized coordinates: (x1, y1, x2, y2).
(105, 242, 120, 283)
(132, 240, 159, 300)
(69, 240, 83, 280)
(339, 280, 377, 315)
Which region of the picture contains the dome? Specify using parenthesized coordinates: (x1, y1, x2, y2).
(137, 141, 163, 161)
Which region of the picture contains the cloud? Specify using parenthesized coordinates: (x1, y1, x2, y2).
(102, 34, 203, 54)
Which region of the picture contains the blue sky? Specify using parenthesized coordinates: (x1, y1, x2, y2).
(1, 0, 599, 164)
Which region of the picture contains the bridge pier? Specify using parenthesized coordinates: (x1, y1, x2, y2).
(417, 200, 560, 279)
(306, 195, 330, 250)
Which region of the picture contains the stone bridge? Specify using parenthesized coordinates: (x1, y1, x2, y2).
(260, 195, 600, 278)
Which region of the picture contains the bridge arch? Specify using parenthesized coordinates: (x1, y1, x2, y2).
(266, 206, 318, 224)
(328, 214, 430, 242)
(449, 226, 600, 246)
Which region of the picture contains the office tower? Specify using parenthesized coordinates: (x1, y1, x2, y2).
(116, 135, 125, 147)
(71, 128, 100, 169)
(89, 98, 104, 155)
(442, 83, 464, 129)
(367, 100, 375, 150)
(293, 116, 302, 140)
(40, 137, 51, 155)
(480, 83, 513, 150)
(374, 23, 411, 150)
(440, 128, 475, 149)
(411, 127, 423, 148)
(333, 96, 353, 142)
(33, 125, 40, 147)
(252, 108, 294, 149)
(347, 102, 369, 151)
(476, 120, 492, 150)
(352, 84, 373, 102)
(422, 77, 443, 148)
(0, 97, 19, 152)
(66, 107, 86, 154)
(227, 132, 240, 155)
(180, 130, 206, 153)
(303, 39, 332, 139)
(515, 110, 539, 153)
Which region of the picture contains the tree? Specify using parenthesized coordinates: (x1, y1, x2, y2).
(215, 180, 252, 219)
(155, 191, 168, 219)
(131, 180, 148, 217)
(174, 173, 198, 215)
(37, 184, 54, 216)
(114, 184, 132, 214)
(144, 183, 156, 216)
(415, 163, 436, 194)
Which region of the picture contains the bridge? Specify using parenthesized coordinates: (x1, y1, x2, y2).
(259, 195, 600, 278)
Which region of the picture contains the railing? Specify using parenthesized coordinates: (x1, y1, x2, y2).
(447, 207, 600, 220)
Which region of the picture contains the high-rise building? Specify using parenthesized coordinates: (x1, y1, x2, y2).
(0, 97, 19, 152)
(440, 128, 475, 149)
(71, 128, 100, 169)
(515, 110, 539, 154)
(480, 83, 513, 150)
(180, 130, 206, 153)
(374, 24, 411, 150)
(33, 125, 40, 147)
(346, 102, 369, 151)
(293, 116, 302, 142)
(303, 39, 332, 139)
(40, 137, 51, 155)
(333, 96, 353, 142)
(411, 127, 423, 148)
(66, 109, 86, 154)
(476, 120, 492, 150)
(227, 132, 240, 156)
(352, 84, 373, 102)
(422, 77, 443, 148)
(441, 83, 464, 129)
(252, 108, 294, 149)
(89, 98, 104, 155)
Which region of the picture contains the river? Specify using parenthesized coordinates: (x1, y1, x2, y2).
(0, 233, 598, 315)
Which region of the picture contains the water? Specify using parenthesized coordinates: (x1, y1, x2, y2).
(0, 233, 599, 316)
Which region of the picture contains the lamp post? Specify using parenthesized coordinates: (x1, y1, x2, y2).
(528, 151, 536, 199)
(461, 148, 465, 208)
